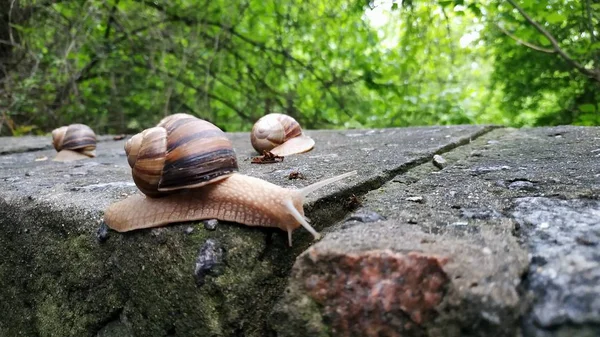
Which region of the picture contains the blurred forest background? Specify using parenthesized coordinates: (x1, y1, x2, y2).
(0, 0, 598, 135)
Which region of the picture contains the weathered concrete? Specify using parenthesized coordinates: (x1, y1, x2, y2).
(0, 125, 495, 336)
(274, 126, 600, 337)
(2, 125, 599, 336)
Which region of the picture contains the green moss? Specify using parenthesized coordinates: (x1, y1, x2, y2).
(0, 201, 296, 337)
(270, 287, 329, 337)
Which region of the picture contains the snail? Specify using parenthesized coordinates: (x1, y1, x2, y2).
(250, 113, 315, 156)
(51, 124, 97, 162)
(103, 113, 356, 246)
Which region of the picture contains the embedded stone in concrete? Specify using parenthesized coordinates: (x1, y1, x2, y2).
(302, 249, 449, 336)
(513, 197, 600, 336)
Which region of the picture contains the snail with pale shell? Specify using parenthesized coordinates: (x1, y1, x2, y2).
(51, 124, 97, 162)
(103, 113, 355, 246)
(250, 113, 315, 156)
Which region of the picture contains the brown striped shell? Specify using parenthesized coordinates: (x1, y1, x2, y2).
(125, 113, 239, 198)
(51, 124, 97, 157)
(250, 113, 315, 156)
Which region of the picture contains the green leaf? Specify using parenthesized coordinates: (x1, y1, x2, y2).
(578, 104, 597, 113)
(468, 3, 481, 16)
(590, 42, 600, 51)
(545, 12, 566, 24)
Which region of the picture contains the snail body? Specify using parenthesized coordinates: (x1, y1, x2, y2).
(51, 124, 97, 162)
(250, 113, 315, 156)
(104, 113, 355, 246)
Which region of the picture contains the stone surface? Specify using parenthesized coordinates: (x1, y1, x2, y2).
(273, 126, 600, 337)
(274, 220, 527, 337)
(0, 125, 491, 337)
(2, 125, 599, 336)
(302, 248, 449, 336)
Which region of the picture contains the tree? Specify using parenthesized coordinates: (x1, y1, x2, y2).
(1, 0, 597, 135)
(482, 0, 599, 125)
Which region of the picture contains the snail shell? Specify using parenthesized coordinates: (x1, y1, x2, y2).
(250, 113, 315, 156)
(125, 113, 239, 197)
(51, 124, 97, 161)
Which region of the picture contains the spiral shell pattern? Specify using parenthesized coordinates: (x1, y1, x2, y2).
(51, 124, 97, 156)
(125, 113, 239, 197)
(250, 113, 315, 156)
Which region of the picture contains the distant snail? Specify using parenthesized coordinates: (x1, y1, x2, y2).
(51, 124, 97, 162)
(103, 113, 356, 246)
(250, 113, 315, 156)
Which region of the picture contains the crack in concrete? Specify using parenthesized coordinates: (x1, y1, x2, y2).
(305, 125, 501, 232)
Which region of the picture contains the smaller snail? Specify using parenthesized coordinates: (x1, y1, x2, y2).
(250, 113, 315, 156)
(51, 124, 97, 162)
(104, 113, 355, 246)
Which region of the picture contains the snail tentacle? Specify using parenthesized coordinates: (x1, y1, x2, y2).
(299, 170, 357, 198)
(283, 198, 320, 246)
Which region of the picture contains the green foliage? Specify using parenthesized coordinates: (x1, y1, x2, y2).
(0, 0, 598, 135)
(479, 0, 599, 126)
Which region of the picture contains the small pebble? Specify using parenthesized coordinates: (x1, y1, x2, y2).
(203, 219, 218, 231)
(405, 196, 424, 203)
(449, 221, 468, 227)
(508, 180, 534, 190)
(482, 247, 492, 255)
(194, 239, 225, 286)
(184, 226, 195, 235)
(432, 154, 447, 169)
(96, 222, 110, 243)
(151, 227, 168, 244)
(346, 210, 386, 223)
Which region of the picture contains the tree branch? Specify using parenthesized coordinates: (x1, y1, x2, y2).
(135, 0, 353, 115)
(505, 0, 600, 82)
(49, 0, 121, 110)
(493, 22, 555, 53)
(585, 0, 596, 44)
(132, 60, 252, 121)
(440, 6, 456, 65)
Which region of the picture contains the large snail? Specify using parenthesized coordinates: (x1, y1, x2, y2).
(250, 113, 315, 156)
(51, 124, 97, 162)
(103, 113, 356, 246)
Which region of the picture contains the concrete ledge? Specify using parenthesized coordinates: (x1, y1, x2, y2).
(1, 125, 599, 336)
